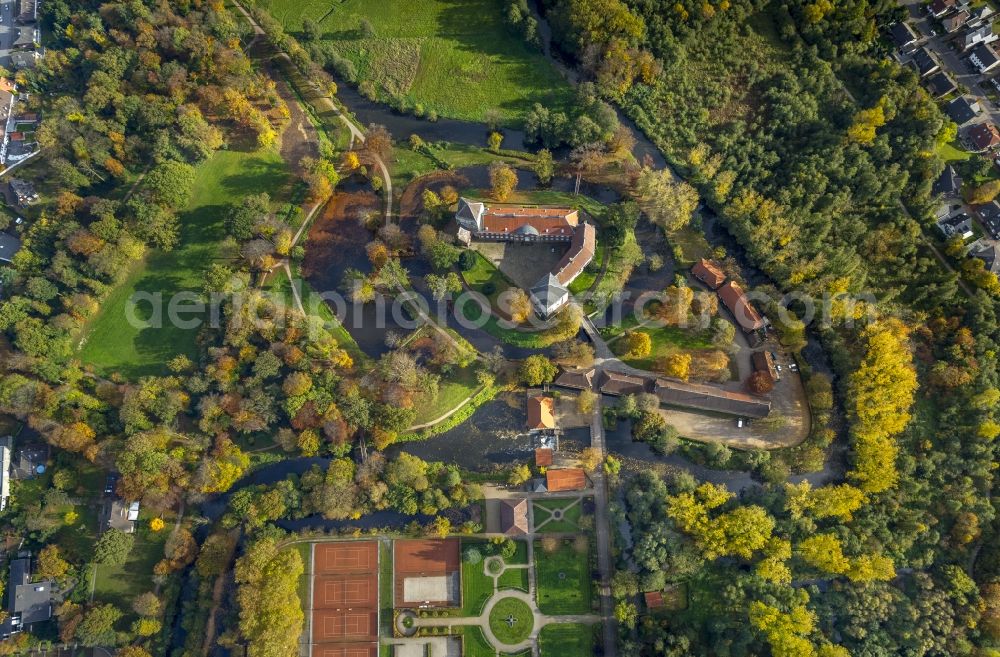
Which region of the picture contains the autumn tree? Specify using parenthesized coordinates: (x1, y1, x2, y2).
(518, 355, 558, 386)
(636, 167, 699, 231)
(848, 319, 917, 493)
(489, 161, 518, 201)
(36, 544, 70, 580)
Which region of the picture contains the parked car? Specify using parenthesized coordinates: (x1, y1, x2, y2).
(737, 418, 745, 428)
(104, 473, 118, 495)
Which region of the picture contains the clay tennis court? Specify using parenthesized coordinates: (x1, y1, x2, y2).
(311, 541, 379, 655)
(393, 538, 461, 608)
(312, 646, 377, 657)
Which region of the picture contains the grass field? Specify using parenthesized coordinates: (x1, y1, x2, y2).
(534, 539, 592, 615)
(532, 498, 584, 534)
(496, 566, 529, 592)
(600, 312, 716, 371)
(538, 623, 596, 657)
(295, 543, 312, 613)
(460, 625, 497, 657)
(93, 521, 169, 618)
(259, 0, 573, 123)
(462, 540, 497, 616)
(488, 597, 533, 645)
(79, 148, 293, 377)
(410, 365, 481, 426)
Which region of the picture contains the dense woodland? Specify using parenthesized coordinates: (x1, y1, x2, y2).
(529, 0, 1000, 655)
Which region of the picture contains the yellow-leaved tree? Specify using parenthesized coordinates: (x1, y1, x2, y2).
(848, 318, 917, 493)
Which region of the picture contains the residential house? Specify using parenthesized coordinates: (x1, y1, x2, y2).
(552, 367, 596, 391)
(947, 96, 981, 125)
(968, 4, 995, 28)
(937, 213, 975, 240)
(454, 198, 596, 317)
(0, 233, 20, 263)
(977, 200, 1000, 238)
(499, 498, 529, 535)
(597, 370, 646, 396)
(751, 351, 779, 385)
(966, 121, 1000, 151)
(12, 445, 45, 479)
(925, 71, 958, 97)
(970, 43, 1000, 72)
(964, 24, 998, 50)
(12, 27, 36, 49)
(929, 0, 957, 18)
(944, 9, 970, 32)
(932, 164, 963, 198)
(526, 396, 556, 431)
(890, 21, 919, 51)
(545, 468, 587, 492)
(17, 0, 37, 23)
(0, 556, 55, 638)
(105, 499, 139, 533)
(718, 280, 766, 333)
(644, 591, 665, 610)
(8, 179, 36, 206)
(653, 379, 772, 418)
(911, 48, 941, 77)
(692, 258, 727, 289)
(971, 241, 1000, 273)
(10, 50, 39, 70)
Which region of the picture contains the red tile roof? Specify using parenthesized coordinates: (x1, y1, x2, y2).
(535, 448, 553, 467)
(692, 259, 726, 288)
(546, 468, 587, 492)
(554, 223, 596, 286)
(481, 206, 579, 235)
(527, 396, 555, 430)
(718, 280, 765, 332)
(644, 591, 664, 609)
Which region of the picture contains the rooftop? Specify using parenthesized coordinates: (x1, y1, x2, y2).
(526, 396, 556, 430)
(718, 280, 765, 332)
(499, 498, 529, 535)
(692, 258, 726, 288)
(545, 468, 587, 492)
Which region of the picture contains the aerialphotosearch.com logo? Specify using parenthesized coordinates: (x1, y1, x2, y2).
(124, 276, 879, 339)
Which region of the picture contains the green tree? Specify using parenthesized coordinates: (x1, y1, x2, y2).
(517, 355, 557, 386)
(94, 529, 135, 566)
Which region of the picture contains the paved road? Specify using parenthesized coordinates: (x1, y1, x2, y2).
(589, 400, 617, 657)
(0, 1, 20, 70)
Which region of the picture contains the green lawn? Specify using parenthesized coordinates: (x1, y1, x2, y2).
(938, 139, 973, 163)
(538, 623, 596, 657)
(260, 0, 573, 123)
(532, 498, 584, 534)
(488, 597, 533, 645)
(380, 541, 394, 631)
(79, 148, 293, 377)
(534, 539, 593, 615)
(460, 625, 497, 657)
(409, 365, 481, 426)
(496, 566, 529, 592)
(295, 543, 312, 613)
(568, 243, 605, 295)
(462, 540, 496, 616)
(600, 312, 716, 371)
(391, 142, 535, 188)
(93, 521, 169, 618)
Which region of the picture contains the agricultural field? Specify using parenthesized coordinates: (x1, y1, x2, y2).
(78, 148, 294, 377)
(258, 0, 573, 123)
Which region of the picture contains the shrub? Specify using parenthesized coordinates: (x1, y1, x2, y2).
(464, 547, 483, 565)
